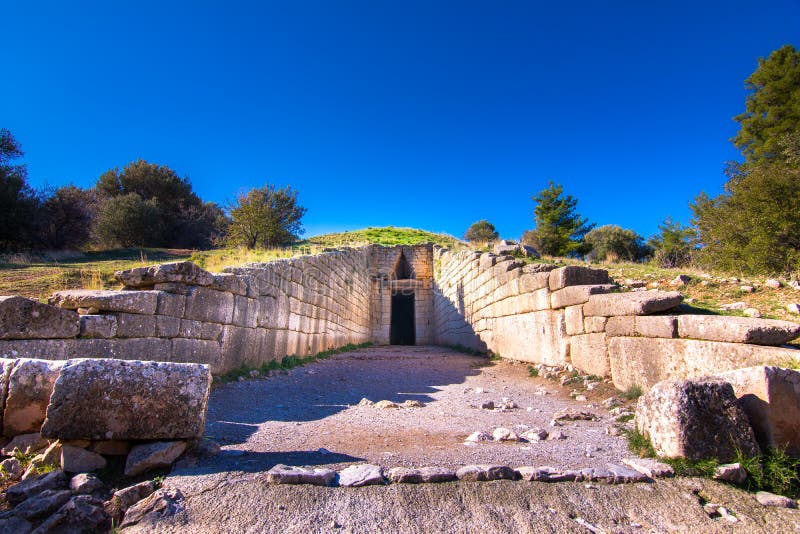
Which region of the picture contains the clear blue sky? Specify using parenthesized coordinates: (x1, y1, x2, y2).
(4, 1, 799, 241)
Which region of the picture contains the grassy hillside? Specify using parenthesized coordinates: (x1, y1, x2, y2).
(302, 226, 464, 248)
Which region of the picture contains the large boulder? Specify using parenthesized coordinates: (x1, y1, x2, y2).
(115, 262, 213, 288)
(41, 359, 211, 440)
(49, 290, 159, 315)
(548, 266, 612, 291)
(0, 296, 79, 339)
(635, 378, 760, 461)
(584, 291, 683, 317)
(3, 359, 64, 437)
(677, 315, 800, 346)
(717, 366, 800, 456)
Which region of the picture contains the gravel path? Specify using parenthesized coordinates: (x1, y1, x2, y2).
(198, 345, 630, 472)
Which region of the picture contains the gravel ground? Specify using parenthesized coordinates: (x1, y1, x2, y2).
(202, 345, 630, 472)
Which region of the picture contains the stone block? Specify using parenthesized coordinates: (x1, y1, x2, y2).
(0, 296, 79, 339)
(4, 359, 64, 437)
(114, 313, 156, 338)
(208, 273, 248, 296)
(49, 290, 159, 315)
(79, 315, 117, 339)
(583, 291, 683, 317)
(156, 292, 186, 317)
(232, 295, 259, 328)
(179, 319, 223, 340)
(124, 441, 187, 477)
(636, 316, 678, 339)
(635, 378, 760, 461)
(550, 284, 616, 309)
(61, 445, 106, 473)
(518, 272, 550, 293)
(479, 253, 496, 270)
(264, 464, 337, 486)
(491, 310, 569, 366)
(608, 336, 800, 391)
(40, 358, 211, 440)
(564, 305, 584, 335)
(570, 333, 609, 377)
(548, 266, 612, 291)
(183, 287, 234, 324)
(584, 316, 607, 333)
(115, 261, 213, 288)
(155, 315, 181, 338)
(677, 315, 800, 346)
(717, 366, 800, 456)
(0, 359, 14, 434)
(170, 338, 223, 371)
(605, 316, 636, 337)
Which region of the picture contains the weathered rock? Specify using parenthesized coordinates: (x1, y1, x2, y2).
(491, 428, 519, 441)
(124, 441, 187, 477)
(464, 431, 492, 443)
(109, 481, 156, 514)
(387, 467, 457, 484)
(6, 470, 67, 505)
(716, 366, 800, 456)
(0, 359, 13, 436)
(38, 441, 61, 467)
(115, 262, 213, 288)
(188, 438, 221, 458)
(744, 308, 762, 318)
(61, 445, 106, 473)
(548, 266, 612, 291)
(374, 400, 398, 409)
(41, 359, 211, 440)
(604, 464, 651, 484)
(49, 290, 159, 315)
(89, 440, 131, 456)
(714, 463, 748, 484)
(621, 458, 674, 478)
(677, 315, 800, 346)
(0, 516, 32, 534)
(264, 464, 337, 486)
(455, 465, 518, 481)
(553, 410, 599, 422)
(401, 399, 424, 408)
(788, 303, 800, 315)
(765, 278, 783, 289)
(78, 314, 117, 339)
(515, 466, 575, 482)
(69, 473, 104, 494)
(756, 491, 797, 508)
(2, 432, 49, 455)
(119, 488, 184, 529)
(31, 494, 110, 534)
(357, 398, 373, 406)
(583, 291, 683, 317)
(183, 287, 234, 324)
(569, 333, 610, 377)
(550, 284, 616, 309)
(0, 457, 23, 480)
(635, 378, 760, 461)
(0, 297, 79, 340)
(479, 401, 494, 410)
(337, 464, 386, 487)
(4, 359, 64, 437)
(520, 429, 548, 442)
(720, 301, 748, 311)
(671, 274, 691, 286)
(13, 489, 72, 521)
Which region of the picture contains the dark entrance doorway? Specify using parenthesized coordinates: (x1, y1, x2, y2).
(390, 292, 415, 345)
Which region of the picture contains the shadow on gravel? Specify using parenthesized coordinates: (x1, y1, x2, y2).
(204, 347, 483, 447)
(177, 449, 366, 476)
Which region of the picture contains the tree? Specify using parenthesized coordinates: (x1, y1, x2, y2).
(0, 129, 40, 250)
(530, 181, 594, 256)
(95, 160, 225, 248)
(464, 220, 499, 243)
(733, 45, 800, 162)
(94, 193, 164, 248)
(692, 133, 800, 274)
(226, 185, 306, 248)
(584, 225, 651, 262)
(648, 217, 696, 268)
(40, 186, 97, 249)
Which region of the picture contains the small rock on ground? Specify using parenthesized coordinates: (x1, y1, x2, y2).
(756, 491, 798, 508)
(337, 464, 387, 487)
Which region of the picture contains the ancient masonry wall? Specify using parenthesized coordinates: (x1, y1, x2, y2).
(432, 248, 800, 390)
(0, 248, 372, 374)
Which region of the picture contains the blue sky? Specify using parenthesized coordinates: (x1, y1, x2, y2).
(4, 1, 799, 241)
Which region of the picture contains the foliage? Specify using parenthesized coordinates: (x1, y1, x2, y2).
(624, 428, 657, 458)
(733, 45, 800, 162)
(303, 226, 463, 248)
(0, 129, 40, 250)
(40, 186, 98, 249)
(527, 366, 539, 377)
(692, 133, 800, 275)
(226, 184, 306, 249)
(529, 181, 594, 257)
(464, 220, 499, 243)
(584, 224, 652, 262)
(739, 447, 800, 498)
(621, 384, 643, 400)
(95, 160, 226, 249)
(647, 217, 696, 268)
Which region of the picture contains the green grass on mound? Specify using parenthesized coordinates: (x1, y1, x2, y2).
(302, 226, 464, 248)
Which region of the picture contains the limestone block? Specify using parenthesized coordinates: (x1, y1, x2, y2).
(171, 338, 223, 371)
(232, 295, 259, 328)
(548, 266, 612, 291)
(584, 316, 607, 333)
(156, 292, 186, 318)
(115, 261, 213, 288)
(124, 441, 188, 477)
(0, 296, 79, 339)
(41, 358, 211, 440)
(635, 378, 760, 461)
(221, 326, 270, 370)
(155, 316, 181, 338)
(208, 273, 248, 296)
(50, 290, 159, 315)
(479, 253, 496, 270)
(492, 310, 569, 365)
(550, 284, 616, 309)
(0, 359, 14, 435)
(608, 336, 800, 392)
(519, 272, 550, 293)
(570, 333, 609, 377)
(114, 313, 156, 338)
(636, 316, 678, 339)
(179, 319, 223, 341)
(183, 287, 234, 324)
(4, 359, 64, 436)
(605, 316, 636, 337)
(717, 366, 800, 456)
(564, 305, 584, 335)
(79, 315, 117, 339)
(583, 291, 683, 317)
(677, 315, 800, 346)
(153, 283, 193, 295)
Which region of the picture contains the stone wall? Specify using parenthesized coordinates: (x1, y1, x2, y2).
(0, 248, 372, 374)
(432, 248, 800, 389)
